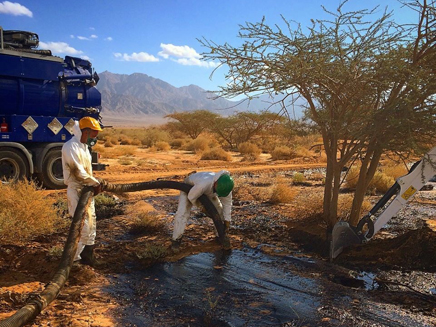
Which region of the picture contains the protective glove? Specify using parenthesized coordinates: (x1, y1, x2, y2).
(93, 178, 108, 195)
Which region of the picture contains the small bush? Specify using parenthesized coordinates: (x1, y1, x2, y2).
(95, 194, 124, 219)
(130, 212, 166, 235)
(104, 140, 114, 147)
(184, 137, 210, 153)
(103, 145, 137, 158)
(345, 166, 395, 194)
(0, 181, 67, 244)
(200, 147, 232, 161)
(169, 138, 187, 149)
(119, 134, 133, 145)
(271, 146, 296, 160)
(155, 141, 171, 151)
(292, 172, 307, 185)
(135, 244, 168, 262)
(270, 182, 298, 204)
(118, 158, 133, 165)
(140, 128, 171, 147)
(370, 171, 395, 194)
(382, 163, 407, 180)
(238, 142, 261, 161)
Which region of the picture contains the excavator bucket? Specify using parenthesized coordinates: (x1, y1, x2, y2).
(329, 221, 363, 260)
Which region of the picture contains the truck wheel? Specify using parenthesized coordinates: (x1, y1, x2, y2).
(0, 149, 29, 183)
(39, 149, 66, 189)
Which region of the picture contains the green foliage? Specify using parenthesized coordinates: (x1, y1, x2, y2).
(165, 110, 220, 139)
(200, 1, 436, 226)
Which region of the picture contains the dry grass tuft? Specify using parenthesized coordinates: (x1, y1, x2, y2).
(184, 137, 210, 153)
(130, 212, 166, 235)
(155, 141, 171, 151)
(0, 180, 67, 244)
(345, 166, 395, 194)
(270, 181, 298, 204)
(238, 142, 261, 161)
(200, 147, 232, 161)
(270, 146, 296, 160)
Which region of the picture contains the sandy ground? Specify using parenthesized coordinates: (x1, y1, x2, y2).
(1, 147, 435, 326)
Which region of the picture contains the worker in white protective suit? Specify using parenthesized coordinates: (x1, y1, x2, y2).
(172, 170, 234, 248)
(62, 116, 103, 267)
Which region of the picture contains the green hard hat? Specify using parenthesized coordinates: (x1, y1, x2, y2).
(215, 174, 234, 197)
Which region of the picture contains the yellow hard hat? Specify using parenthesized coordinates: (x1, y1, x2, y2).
(79, 117, 102, 131)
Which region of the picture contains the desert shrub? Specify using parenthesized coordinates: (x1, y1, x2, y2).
(104, 140, 114, 147)
(345, 166, 395, 194)
(130, 212, 166, 235)
(184, 137, 210, 153)
(292, 172, 307, 185)
(344, 166, 360, 189)
(94, 194, 124, 219)
(271, 146, 296, 160)
(291, 191, 371, 221)
(155, 141, 171, 151)
(169, 138, 187, 149)
(131, 138, 142, 146)
(270, 182, 298, 204)
(201, 147, 232, 161)
(238, 142, 261, 161)
(294, 146, 315, 159)
(103, 145, 137, 158)
(118, 158, 133, 165)
(0, 180, 67, 244)
(135, 244, 168, 262)
(369, 171, 395, 194)
(382, 163, 407, 180)
(140, 128, 171, 147)
(119, 134, 133, 145)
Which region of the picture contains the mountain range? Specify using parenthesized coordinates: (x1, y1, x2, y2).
(96, 71, 304, 121)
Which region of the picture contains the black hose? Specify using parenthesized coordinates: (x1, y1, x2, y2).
(0, 180, 230, 327)
(101, 180, 228, 243)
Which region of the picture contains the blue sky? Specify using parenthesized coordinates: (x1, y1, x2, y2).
(0, 0, 416, 93)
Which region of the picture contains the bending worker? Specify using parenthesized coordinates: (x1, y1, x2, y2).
(62, 116, 103, 267)
(172, 170, 235, 247)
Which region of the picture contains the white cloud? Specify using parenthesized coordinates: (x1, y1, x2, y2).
(90, 34, 97, 39)
(114, 52, 159, 62)
(158, 43, 200, 59)
(0, 1, 32, 17)
(39, 41, 83, 55)
(89, 27, 95, 31)
(80, 55, 90, 60)
(105, 37, 113, 41)
(70, 35, 74, 39)
(158, 43, 218, 68)
(77, 36, 90, 41)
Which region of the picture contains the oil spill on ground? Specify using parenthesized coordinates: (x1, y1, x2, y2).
(103, 247, 434, 327)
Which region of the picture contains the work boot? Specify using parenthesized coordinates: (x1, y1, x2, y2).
(171, 238, 182, 253)
(80, 245, 101, 268)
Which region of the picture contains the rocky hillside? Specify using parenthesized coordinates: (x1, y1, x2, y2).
(97, 71, 238, 116)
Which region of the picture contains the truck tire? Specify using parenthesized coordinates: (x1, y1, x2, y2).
(0, 148, 29, 183)
(39, 149, 66, 189)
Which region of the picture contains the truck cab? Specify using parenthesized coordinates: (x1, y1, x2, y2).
(0, 28, 105, 189)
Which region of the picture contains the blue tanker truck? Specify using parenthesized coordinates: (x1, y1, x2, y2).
(0, 28, 105, 189)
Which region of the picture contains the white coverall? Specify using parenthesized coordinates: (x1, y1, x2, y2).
(172, 170, 232, 241)
(61, 121, 100, 261)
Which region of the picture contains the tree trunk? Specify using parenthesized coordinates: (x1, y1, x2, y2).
(349, 147, 383, 226)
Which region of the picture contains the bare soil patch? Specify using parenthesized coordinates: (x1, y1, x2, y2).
(1, 147, 435, 326)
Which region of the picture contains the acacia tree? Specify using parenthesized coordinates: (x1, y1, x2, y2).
(165, 110, 220, 139)
(210, 111, 285, 149)
(199, 0, 436, 228)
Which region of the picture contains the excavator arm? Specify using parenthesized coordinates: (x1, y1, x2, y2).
(330, 146, 436, 260)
